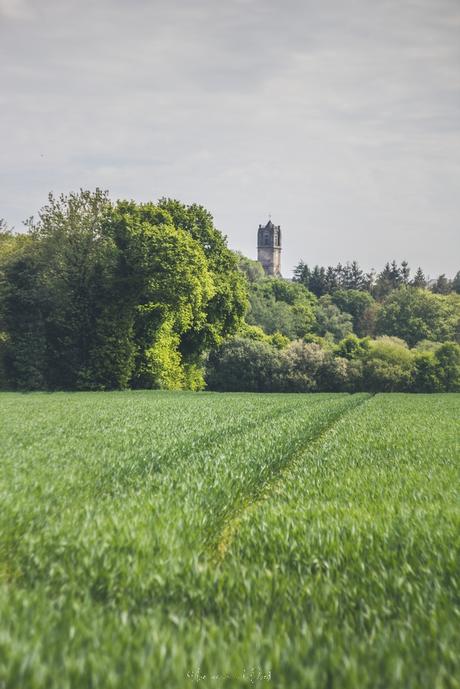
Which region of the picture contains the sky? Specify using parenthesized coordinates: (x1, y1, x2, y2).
(1, 0, 459, 278)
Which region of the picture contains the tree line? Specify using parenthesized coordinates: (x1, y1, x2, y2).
(1, 191, 459, 392)
(0, 191, 246, 391)
(293, 259, 460, 298)
(214, 256, 460, 392)
(207, 335, 459, 393)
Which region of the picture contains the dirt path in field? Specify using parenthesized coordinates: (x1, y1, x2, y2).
(212, 393, 374, 563)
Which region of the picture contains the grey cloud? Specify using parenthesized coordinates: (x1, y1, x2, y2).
(1, 0, 459, 276)
(0, 0, 34, 19)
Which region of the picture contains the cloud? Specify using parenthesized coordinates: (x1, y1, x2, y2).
(0, 0, 34, 19)
(0, 0, 459, 275)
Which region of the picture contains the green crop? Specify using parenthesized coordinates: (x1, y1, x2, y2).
(0, 392, 458, 689)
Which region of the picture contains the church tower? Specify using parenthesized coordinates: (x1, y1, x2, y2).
(257, 220, 282, 277)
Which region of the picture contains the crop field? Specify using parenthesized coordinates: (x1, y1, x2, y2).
(0, 392, 459, 689)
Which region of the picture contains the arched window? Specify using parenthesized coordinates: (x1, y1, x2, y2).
(264, 233, 270, 245)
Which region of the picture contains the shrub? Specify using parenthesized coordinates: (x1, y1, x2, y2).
(434, 342, 460, 392)
(205, 337, 281, 392)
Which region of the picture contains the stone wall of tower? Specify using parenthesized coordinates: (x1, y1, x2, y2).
(257, 221, 282, 277)
(257, 246, 281, 276)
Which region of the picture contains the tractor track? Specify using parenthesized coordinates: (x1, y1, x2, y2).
(211, 393, 375, 563)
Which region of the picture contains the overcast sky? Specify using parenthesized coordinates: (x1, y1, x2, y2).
(1, 0, 459, 278)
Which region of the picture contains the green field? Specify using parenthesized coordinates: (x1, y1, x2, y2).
(0, 392, 459, 689)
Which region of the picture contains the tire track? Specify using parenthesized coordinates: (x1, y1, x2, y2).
(211, 394, 374, 563)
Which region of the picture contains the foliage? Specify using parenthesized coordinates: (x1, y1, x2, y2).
(1, 195, 459, 391)
(206, 333, 460, 393)
(0, 192, 244, 391)
(294, 260, 372, 296)
(314, 296, 353, 342)
(205, 336, 282, 392)
(105, 200, 215, 389)
(278, 340, 349, 392)
(156, 199, 248, 352)
(362, 337, 415, 392)
(452, 271, 460, 294)
(376, 287, 460, 346)
(235, 251, 265, 283)
(434, 342, 460, 392)
(294, 258, 458, 298)
(413, 350, 442, 392)
(330, 289, 377, 336)
(334, 333, 371, 360)
(246, 278, 316, 339)
(431, 274, 452, 295)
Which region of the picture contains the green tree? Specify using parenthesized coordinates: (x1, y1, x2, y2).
(373, 261, 402, 298)
(400, 260, 411, 285)
(21, 189, 137, 390)
(341, 261, 366, 290)
(1, 246, 47, 390)
(0, 224, 36, 387)
(452, 271, 460, 294)
(315, 296, 353, 342)
(413, 351, 441, 392)
(434, 342, 460, 391)
(335, 334, 371, 360)
(309, 266, 328, 297)
(293, 261, 311, 289)
(330, 289, 377, 336)
(431, 274, 452, 295)
(376, 287, 459, 346)
(246, 278, 316, 339)
(363, 337, 415, 392)
(103, 200, 216, 389)
(205, 337, 281, 392)
(1, 192, 234, 391)
(157, 199, 248, 359)
(411, 267, 427, 289)
(235, 252, 265, 283)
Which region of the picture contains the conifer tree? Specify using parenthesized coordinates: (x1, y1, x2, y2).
(412, 267, 426, 288)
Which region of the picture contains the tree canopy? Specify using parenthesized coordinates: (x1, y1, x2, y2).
(0, 191, 246, 390)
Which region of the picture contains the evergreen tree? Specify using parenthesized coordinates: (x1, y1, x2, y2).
(325, 265, 339, 293)
(374, 262, 393, 298)
(363, 270, 375, 292)
(400, 261, 411, 285)
(389, 260, 402, 288)
(308, 266, 328, 297)
(349, 260, 366, 290)
(292, 261, 311, 290)
(452, 271, 460, 294)
(412, 267, 426, 289)
(431, 274, 452, 295)
(335, 263, 345, 288)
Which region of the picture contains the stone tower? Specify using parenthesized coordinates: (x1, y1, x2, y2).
(257, 220, 282, 277)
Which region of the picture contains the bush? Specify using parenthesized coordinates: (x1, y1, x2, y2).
(413, 351, 441, 393)
(434, 342, 460, 392)
(206, 336, 459, 393)
(362, 337, 415, 392)
(205, 337, 282, 392)
(277, 341, 325, 392)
